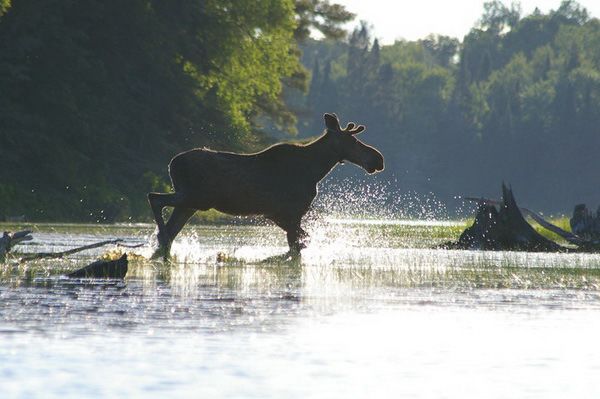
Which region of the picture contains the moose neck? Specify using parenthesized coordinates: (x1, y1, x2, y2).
(303, 133, 342, 183)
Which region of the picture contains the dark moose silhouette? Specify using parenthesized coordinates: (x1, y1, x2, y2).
(148, 113, 384, 257)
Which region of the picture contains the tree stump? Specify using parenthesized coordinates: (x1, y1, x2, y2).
(448, 184, 566, 252)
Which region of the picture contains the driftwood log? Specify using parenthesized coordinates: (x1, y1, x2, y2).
(2, 231, 140, 279)
(462, 199, 600, 252)
(19, 238, 126, 262)
(446, 184, 571, 252)
(0, 230, 33, 262)
(66, 253, 128, 279)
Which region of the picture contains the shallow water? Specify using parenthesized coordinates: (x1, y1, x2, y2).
(2, 220, 600, 398)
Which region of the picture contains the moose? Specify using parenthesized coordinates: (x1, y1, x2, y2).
(148, 113, 384, 258)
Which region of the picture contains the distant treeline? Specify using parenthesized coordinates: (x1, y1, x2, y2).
(298, 0, 600, 214)
(0, 0, 599, 221)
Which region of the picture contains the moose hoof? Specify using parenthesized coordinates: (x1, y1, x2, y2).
(259, 250, 301, 264)
(151, 233, 172, 260)
(150, 246, 171, 260)
(287, 250, 302, 262)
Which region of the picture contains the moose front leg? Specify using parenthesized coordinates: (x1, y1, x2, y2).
(287, 224, 308, 255)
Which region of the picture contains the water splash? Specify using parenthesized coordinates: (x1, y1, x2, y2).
(313, 176, 449, 220)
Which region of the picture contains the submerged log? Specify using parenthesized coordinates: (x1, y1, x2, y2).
(449, 184, 566, 252)
(19, 238, 126, 262)
(67, 253, 128, 279)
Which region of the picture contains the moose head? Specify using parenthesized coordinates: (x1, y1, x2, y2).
(323, 113, 384, 174)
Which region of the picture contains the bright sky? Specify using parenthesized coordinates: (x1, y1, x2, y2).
(336, 0, 600, 43)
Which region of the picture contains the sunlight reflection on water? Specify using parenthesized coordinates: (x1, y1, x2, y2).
(2, 220, 600, 398)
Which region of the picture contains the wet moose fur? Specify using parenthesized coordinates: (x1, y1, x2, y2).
(148, 113, 384, 257)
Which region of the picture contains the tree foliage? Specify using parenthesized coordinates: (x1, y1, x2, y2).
(3, 0, 600, 219)
(0, 0, 354, 221)
(299, 1, 600, 212)
(294, 0, 354, 41)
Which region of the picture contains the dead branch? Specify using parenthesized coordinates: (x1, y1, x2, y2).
(0, 230, 33, 262)
(18, 239, 125, 262)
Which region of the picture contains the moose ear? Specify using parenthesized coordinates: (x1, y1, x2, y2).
(324, 113, 341, 132)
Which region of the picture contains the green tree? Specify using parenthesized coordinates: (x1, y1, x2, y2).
(420, 35, 460, 68)
(294, 0, 354, 41)
(480, 1, 521, 33)
(0, 0, 9, 16)
(0, 0, 302, 221)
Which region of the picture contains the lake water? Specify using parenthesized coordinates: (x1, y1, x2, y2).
(2, 220, 600, 398)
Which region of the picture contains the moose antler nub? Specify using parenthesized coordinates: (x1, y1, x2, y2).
(324, 113, 365, 135)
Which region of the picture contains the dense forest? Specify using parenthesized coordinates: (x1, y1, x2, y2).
(1, 0, 599, 221)
(299, 0, 600, 215)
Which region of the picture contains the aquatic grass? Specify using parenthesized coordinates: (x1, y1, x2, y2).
(529, 216, 573, 244)
(331, 264, 600, 290)
(380, 223, 467, 240)
(326, 220, 469, 249)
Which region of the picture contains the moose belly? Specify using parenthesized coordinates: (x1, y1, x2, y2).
(210, 185, 305, 217)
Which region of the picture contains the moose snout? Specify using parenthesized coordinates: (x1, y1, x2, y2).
(367, 152, 385, 174)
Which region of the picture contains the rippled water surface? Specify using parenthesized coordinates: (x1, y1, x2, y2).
(2, 220, 600, 398)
